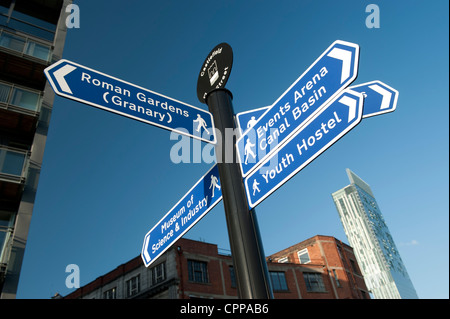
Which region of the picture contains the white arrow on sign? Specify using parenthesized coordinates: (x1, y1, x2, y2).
(53, 64, 77, 94)
(142, 234, 151, 264)
(327, 47, 352, 84)
(338, 95, 358, 122)
(349, 80, 398, 118)
(368, 84, 392, 110)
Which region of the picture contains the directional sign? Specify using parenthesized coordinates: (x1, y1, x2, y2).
(44, 59, 216, 144)
(244, 89, 364, 209)
(349, 80, 398, 118)
(141, 164, 222, 267)
(236, 40, 359, 178)
(236, 106, 270, 134)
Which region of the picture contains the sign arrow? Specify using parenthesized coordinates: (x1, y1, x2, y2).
(327, 47, 352, 84)
(53, 64, 76, 94)
(142, 234, 152, 265)
(244, 89, 364, 209)
(349, 80, 398, 118)
(45, 59, 216, 144)
(368, 84, 392, 110)
(338, 95, 358, 122)
(236, 40, 359, 178)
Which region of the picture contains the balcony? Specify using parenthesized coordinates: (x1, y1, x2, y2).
(0, 211, 15, 283)
(0, 146, 28, 211)
(0, 216, 14, 268)
(0, 81, 42, 115)
(0, 146, 29, 184)
(0, 29, 52, 63)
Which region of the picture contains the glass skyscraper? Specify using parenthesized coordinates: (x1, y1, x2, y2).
(331, 169, 418, 299)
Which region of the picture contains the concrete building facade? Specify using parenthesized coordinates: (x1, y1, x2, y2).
(0, 0, 71, 298)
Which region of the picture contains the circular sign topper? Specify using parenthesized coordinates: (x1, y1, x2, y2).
(197, 42, 233, 104)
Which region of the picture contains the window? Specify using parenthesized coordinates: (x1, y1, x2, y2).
(0, 31, 51, 61)
(277, 257, 288, 263)
(350, 259, 359, 274)
(0, 82, 41, 112)
(188, 260, 208, 283)
(339, 198, 348, 216)
(332, 269, 341, 288)
(303, 272, 326, 293)
(297, 248, 310, 264)
(25, 41, 51, 61)
(103, 287, 116, 299)
(151, 262, 166, 285)
(0, 32, 25, 52)
(10, 87, 40, 111)
(0, 147, 27, 177)
(229, 266, 236, 288)
(125, 275, 140, 297)
(0, 83, 10, 103)
(0, 211, 15, 264)
(269, 271, 288, 292)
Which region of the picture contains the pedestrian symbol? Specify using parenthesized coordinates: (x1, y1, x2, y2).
(244, 137, 256, 165)
(193, 114, 210, 135)
(252, 179, 260, 196)
(247, 116, 258, 129)
(209, 175, 221, 198)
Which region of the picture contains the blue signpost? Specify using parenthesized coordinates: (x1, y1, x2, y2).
(141, 164, 222, 267)
(349, 80, 399, 118)
(244, 90, 364, 209)
(44, 59, 216, 144)
(43, 41, 397, 294)
(236, 40, 359, 177)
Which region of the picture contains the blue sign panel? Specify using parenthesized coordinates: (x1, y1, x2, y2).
(244, 90, 363, 209)
(44, 59, 216, 144)
(141, 164, 222, 267)
(236, 40, 359, 178)
(349, 80, 398, 118)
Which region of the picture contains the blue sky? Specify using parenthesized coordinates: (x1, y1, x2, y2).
(17, 0, 448, 299)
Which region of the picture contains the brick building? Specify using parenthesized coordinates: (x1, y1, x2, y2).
(62, 235, 370, 299)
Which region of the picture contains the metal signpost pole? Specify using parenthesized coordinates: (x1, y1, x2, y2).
(206, 88, 273, 299)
